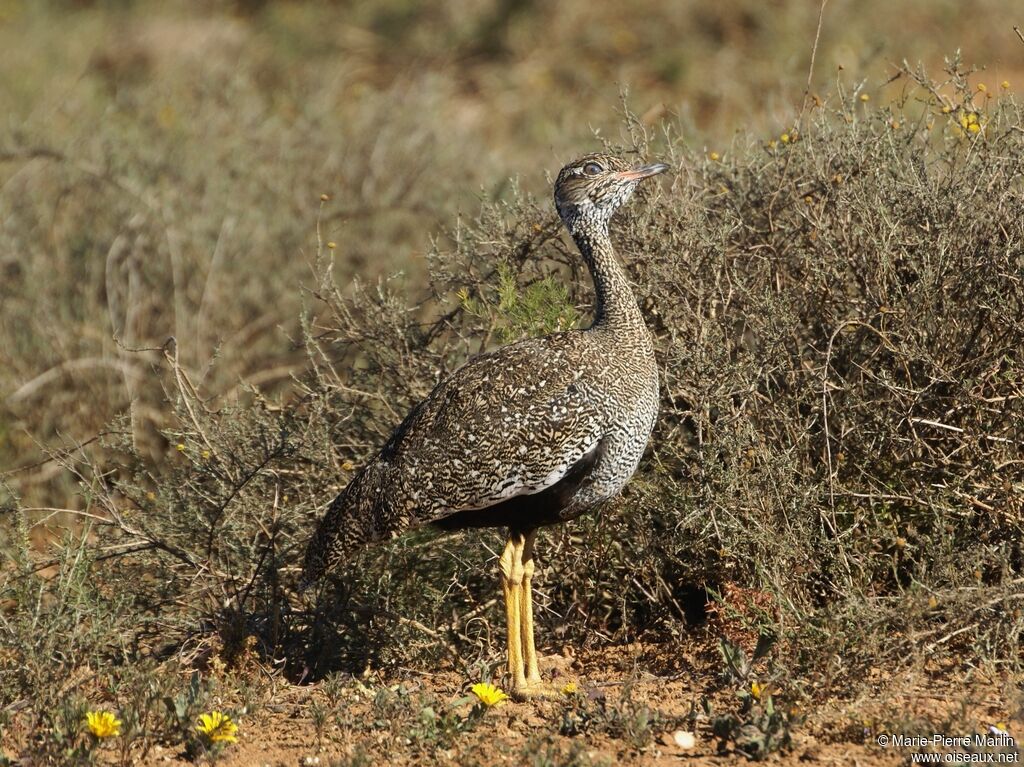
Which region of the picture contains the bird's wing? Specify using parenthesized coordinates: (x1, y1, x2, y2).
(380, 333, 604, 521)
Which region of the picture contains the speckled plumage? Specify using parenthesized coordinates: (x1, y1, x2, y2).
(302, 153, 667, 587)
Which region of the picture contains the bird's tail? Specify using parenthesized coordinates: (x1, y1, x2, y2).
(299, 461, 401, 591)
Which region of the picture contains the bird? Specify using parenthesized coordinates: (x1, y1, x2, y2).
(302, 152, 668, 699)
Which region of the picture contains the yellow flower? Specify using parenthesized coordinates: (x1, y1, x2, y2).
(977, 83, 987, 93)
(708, 151, 720, 161)
(941, 104, 952, 114)
(561, 681, 579, 695)
(470, 682, 509, 707)
(750, 681, 762, 700)
(1001, 81, 1010, 90)
(327, 242, 337, 249)
(341, 460, 355, 471)
(859, 93, 869, 102)
(780, 133, 790, 144)
(201, 449, 210, 460)
(175, 443, 185, 452)
(85, 710, 122, 739)
(196, 711, 238, 744)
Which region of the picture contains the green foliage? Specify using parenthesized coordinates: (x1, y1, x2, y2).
(706, 691, 797, 761)
(519, 736, 611, 767)
(705, 638, 799, 760)
(459, 262, 580, 342)
(560, 682, 670, 751)
(162, 672, 206, 757)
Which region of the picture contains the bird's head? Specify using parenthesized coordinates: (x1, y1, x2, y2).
(553, 153, 669, 235)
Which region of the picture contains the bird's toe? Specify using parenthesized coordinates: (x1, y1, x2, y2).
(511, 683, 559, 702)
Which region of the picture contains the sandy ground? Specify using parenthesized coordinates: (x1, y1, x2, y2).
(126, 636, 1020, 767)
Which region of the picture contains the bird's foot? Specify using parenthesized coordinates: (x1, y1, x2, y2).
(510, 682, 558, 702)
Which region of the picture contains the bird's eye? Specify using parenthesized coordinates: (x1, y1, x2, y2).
(582, 162, 603, 176)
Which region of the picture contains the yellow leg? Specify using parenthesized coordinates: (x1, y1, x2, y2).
(519, 530, 542, 687)
(499, 535, 527, 692)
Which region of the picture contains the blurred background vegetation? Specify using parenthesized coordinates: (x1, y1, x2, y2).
(1, 0, 1021, 509)
(1, 1, 1023, 762)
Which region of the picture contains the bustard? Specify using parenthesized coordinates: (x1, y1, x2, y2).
(303, 153, 668, 699)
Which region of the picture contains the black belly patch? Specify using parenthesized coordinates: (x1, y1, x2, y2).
(430, 440, 605, 534)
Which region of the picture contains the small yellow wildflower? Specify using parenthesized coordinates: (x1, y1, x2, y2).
(201, 449, 211, 460)
(320, 193, 330, 202)
(85, 710, 122, 739)
(780, 133, 790, 144)
(977, 83, 987, 93)
(750, 681, 762, 700)
(1001, 80, 1010, 90)
(891, 121, 900, 130)
(157, 105, 177, 129)
(708, 151, 720, 161)
(175, 443, 186, 452)
(561, 681, 579, 695)
(196, 711, 238, 744)
(470, 682, 509, 707)
(532, 223, 543, 233)
(927, 595, 938, 609)
(767, 139, 777, 149)
(959, 111, 980, 130)
(327, 241, 337, 249)
(341, 460, 355, 471)
(146, 491, 156, 501)
(803, 195, 813, 205)
(859, 93, 870, 102)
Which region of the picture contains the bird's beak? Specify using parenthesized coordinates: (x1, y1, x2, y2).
(614, 162, 670, 182)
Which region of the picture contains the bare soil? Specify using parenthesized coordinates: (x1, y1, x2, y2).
(134, 635, 1020, 767)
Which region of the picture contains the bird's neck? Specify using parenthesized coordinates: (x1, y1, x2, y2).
(572, 223, 646, 333)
